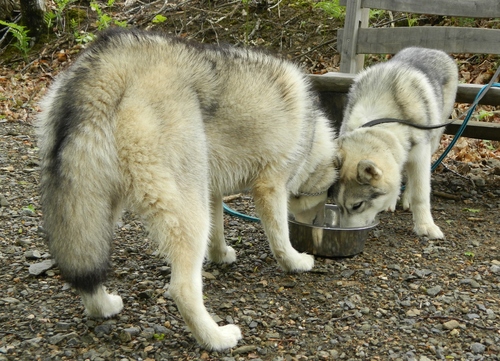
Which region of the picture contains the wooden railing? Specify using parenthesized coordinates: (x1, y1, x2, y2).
(310, 0, 500, 141)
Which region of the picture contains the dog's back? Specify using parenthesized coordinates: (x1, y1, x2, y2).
(341, 47, 458, 138)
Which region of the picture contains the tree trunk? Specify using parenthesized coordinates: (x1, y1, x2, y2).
(19, 0, 45, 39)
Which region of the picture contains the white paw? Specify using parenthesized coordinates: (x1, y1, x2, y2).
(209, 245, 237, 264)
(279, 252, 314, 273)
(401, 195, 411, 211)
(202, 324, 242, 351)
(82, 288, 123, 318)
(414, 223, 444, 239)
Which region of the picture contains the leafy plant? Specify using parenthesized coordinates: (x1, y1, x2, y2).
(464, 251, 475, 258)
(314, 1, 345, 20)
(152, 14, 167, 24)
(477, 109, 494, 121)
(153, 333, 165, 341)
(463, 208, 481, 213)
(91, 1, 128, 30)
(0, 20, 31, 59)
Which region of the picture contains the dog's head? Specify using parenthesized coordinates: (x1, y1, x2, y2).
(288, 192, 329, 225)
(332, 150, 401, 228)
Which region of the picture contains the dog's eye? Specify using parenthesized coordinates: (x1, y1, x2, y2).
(352, 202, 363, 211)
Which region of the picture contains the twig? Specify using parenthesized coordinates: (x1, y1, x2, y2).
(291, 38, 337, 60)
(432, 191, 461, 201)
(330, 313, 356, 322)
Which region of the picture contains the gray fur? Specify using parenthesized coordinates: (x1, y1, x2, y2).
(37, 28, 338, 350)
(334, 47, 458, 239)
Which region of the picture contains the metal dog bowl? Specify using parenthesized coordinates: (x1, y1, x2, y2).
(289, 204, 378, 257)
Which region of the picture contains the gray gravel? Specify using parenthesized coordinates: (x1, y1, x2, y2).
(1, 121, 500, 360)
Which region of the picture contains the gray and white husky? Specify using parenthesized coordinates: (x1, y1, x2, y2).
(333, 47, 458, 239)
(37, 28, 338, 350)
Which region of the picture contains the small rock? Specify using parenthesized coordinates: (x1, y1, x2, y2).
(122, 327, 140, 336)
(0, 194, 8, 207)
(426, 285, 442, 297)
(25, 250, 42, 260)
(459, 278, 481, 288)
(29, 259, 56, 276)
(23, 337, 43, 347)
(490, 265, 500, 274)
(406, 309, 421, 317)
(138, 289, 154, 299)
(414, 269, 432, 278)
(486, 309, 496, 319)
(470, 342, 486, 354)
(118, 331, 132, 343)
(1, 297, 20, 304)
(49, 332, 77, 345)
(232, 345, 257, 355)
(202, 271, 216, 280)
(443, 320, 460, 330)
(210, 314, 223, 323)
(94, 324, 113, 335)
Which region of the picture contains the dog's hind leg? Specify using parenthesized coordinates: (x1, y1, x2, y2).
(253, 179, 314, 272)
(122, 129, 241, 349)
(208, 193, 237, 264)
(141, 186, 242, 350)
(406, 145, 444, 239)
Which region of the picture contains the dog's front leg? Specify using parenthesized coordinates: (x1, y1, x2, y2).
(208, 194, 237, 264)
(253, 182, 314, 272)
(406, 146, 444, 239)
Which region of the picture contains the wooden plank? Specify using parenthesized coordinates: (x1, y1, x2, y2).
(339, 0, 500, 18)
(339, 0, 369, 73)
(352, 27, 500, 55)
(446, 120, 500, 141)
(308, 73, 500, 106)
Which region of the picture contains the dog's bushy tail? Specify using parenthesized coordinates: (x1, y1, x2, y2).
(37, 74, 123, 294)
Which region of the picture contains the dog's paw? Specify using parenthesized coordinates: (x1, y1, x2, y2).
(202, 324, 242, 351)
(279, 252, 314, 273)
(82, 288, 123, 318)
(208, 245, 237, 264)
(414, 223, 444, 240)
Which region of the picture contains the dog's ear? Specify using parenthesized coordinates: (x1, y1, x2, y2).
(357, 159, 382, 184)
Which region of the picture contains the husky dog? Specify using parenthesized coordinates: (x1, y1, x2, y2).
(37, 28, 338, 350)
(333, 47, 458, 239)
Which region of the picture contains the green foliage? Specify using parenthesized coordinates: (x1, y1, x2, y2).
(153, 333, 165, 341)
(45, 0, 76, 32)
(314, 1, 345, 20)
(464, 251, 475, 261)
(477, 109, 494, 121)
(462, 208, 481, 213)
(91, 1, 128, 30)
(0, 20, 31, 59)
(483, 140, 497, 151)
(152, 14, 167, 24)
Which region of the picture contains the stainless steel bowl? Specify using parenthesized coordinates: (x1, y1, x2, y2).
(289, 204, 378, 257)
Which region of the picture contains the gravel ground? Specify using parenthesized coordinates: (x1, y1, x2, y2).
(1, 119, 500, 361)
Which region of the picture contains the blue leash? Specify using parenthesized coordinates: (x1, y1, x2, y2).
(432, 81, 500, 172)
(222, 202, 260, 223)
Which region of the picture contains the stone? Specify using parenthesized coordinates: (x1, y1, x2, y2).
(426, 285, 442, 297)
(443, 320, 460, 330)
(470, 342, 486, 354)
(28, 259, 56, 276)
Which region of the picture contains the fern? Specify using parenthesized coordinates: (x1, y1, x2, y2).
(0, 20, 31, 59)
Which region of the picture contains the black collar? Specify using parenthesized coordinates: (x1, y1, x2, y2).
(361, 118, 453, 130)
